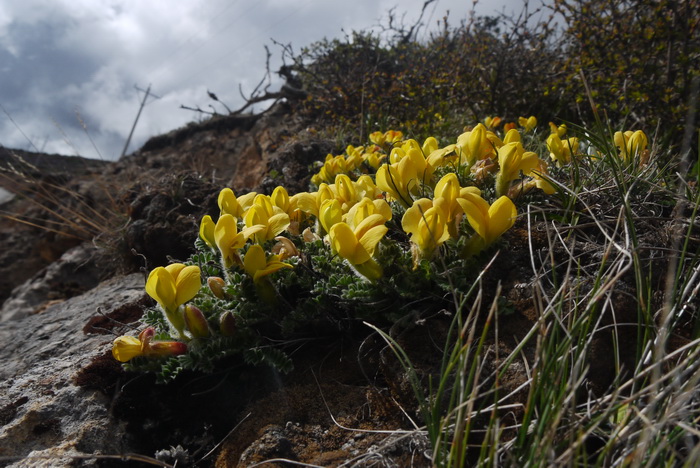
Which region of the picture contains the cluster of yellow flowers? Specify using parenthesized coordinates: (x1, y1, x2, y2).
(113, 118, 650, 364)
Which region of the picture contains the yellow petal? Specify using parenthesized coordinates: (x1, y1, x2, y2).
(457, 194, 490, 240)
(112, 335, 144, 362)
(173, 265, 201, 307)
(329, 223, 370, 265)
(146, 267, 176, 312)
(375, 164, 398, 198)
(401, 198, 433, 237)
(520, 152, 541, 175)
(320, 199, 343, 233)
(199, 215, 216, 248)
(215, 214, 244, 266)
(244, 204, 266, 229)
(237, 192, 258, 211)
(165, 263, 185, 278)
(253, 194, 275, 217)
(253, 260, 293, 282)
(294, 192, 319, 216)
(267, 213, 291, 239)
(218, 188, 242, 217)
(486, 196, 517, 244)
(354, 213, 387, 240)
(373, 199, 392, 221)
(358, 224, 388, 258)
(243, 244, 267, 277)
(332, 174, 355, 206)
(459, 186, 481, 197)
(271, 186, 289, 211)
(422, 136, 438, 155)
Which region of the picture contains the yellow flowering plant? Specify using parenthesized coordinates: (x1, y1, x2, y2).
(116, 118, 570, 382)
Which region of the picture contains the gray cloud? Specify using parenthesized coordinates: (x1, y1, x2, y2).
(0, 0, 533, 160)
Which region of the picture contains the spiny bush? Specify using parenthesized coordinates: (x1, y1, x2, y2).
(549, 0, 700, 142)
(287, 7, 562, 144)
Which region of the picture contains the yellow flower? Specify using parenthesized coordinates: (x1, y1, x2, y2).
(112, 327, 187, 363)
(518, 116, 537, 132)
(145, 263, 201, 337)
(314, 154, 348, 184)
(402, 198, 450, 265)
(355, 175, 383, 200)
(502, 128, 521, 145)
(274, 186, 305, 235)
(457, 194, 517, 257)
(362, 147, 386, 169)
(328, 215, 388, 281)
(244, 195, 291, 243)
(454, 123, 496, 168)
(218, 188, 256, 218)
(547, 133, 579, 166)
(319, 198, 343, 234)
(614, 130, 648, 164)
(369, 130, 403, 151)
(243, 244, 293, 283)
(549, 122, 567, 137)
(376, 147, 431, 207)
(330, 174, 360, 211)
(369, 131, 386, 147)
(294, 183, 334, 218)
(495, 142, 540, 197)
(432, 173, 479, 238)
(484, 116, 502, 130)
(531, 159, 557, 195)
(344, 197, 392, 230)
(214, 214, 263, 269)
(422, 136, 439, 156)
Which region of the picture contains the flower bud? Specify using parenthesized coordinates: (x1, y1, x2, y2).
(207, 277, 227, 299)
(184, 305, 210, 338)
(219, 311, 236, 336)
(149, 341, 188, 358)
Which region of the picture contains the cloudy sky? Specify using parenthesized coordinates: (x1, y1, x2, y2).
(0, 0, 533, 161)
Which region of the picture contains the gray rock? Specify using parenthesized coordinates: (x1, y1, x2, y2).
(0, 271, 147, 466)
(0, 244, 105, 324)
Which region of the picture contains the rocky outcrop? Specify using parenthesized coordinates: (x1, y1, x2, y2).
(0, 258, 145, 466)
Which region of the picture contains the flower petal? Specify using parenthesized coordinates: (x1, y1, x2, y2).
(358, 224, 388, 257)
(243, 244, 267, 277)
(218, 188, 242, 217)
(146, 267, 176, 312)
(457, 193, 490, 240)
(112, 335, 143, 362)
(487, 196, 517, 244)
(199, 215, 216, 248)
(174, 265, 201, 307)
